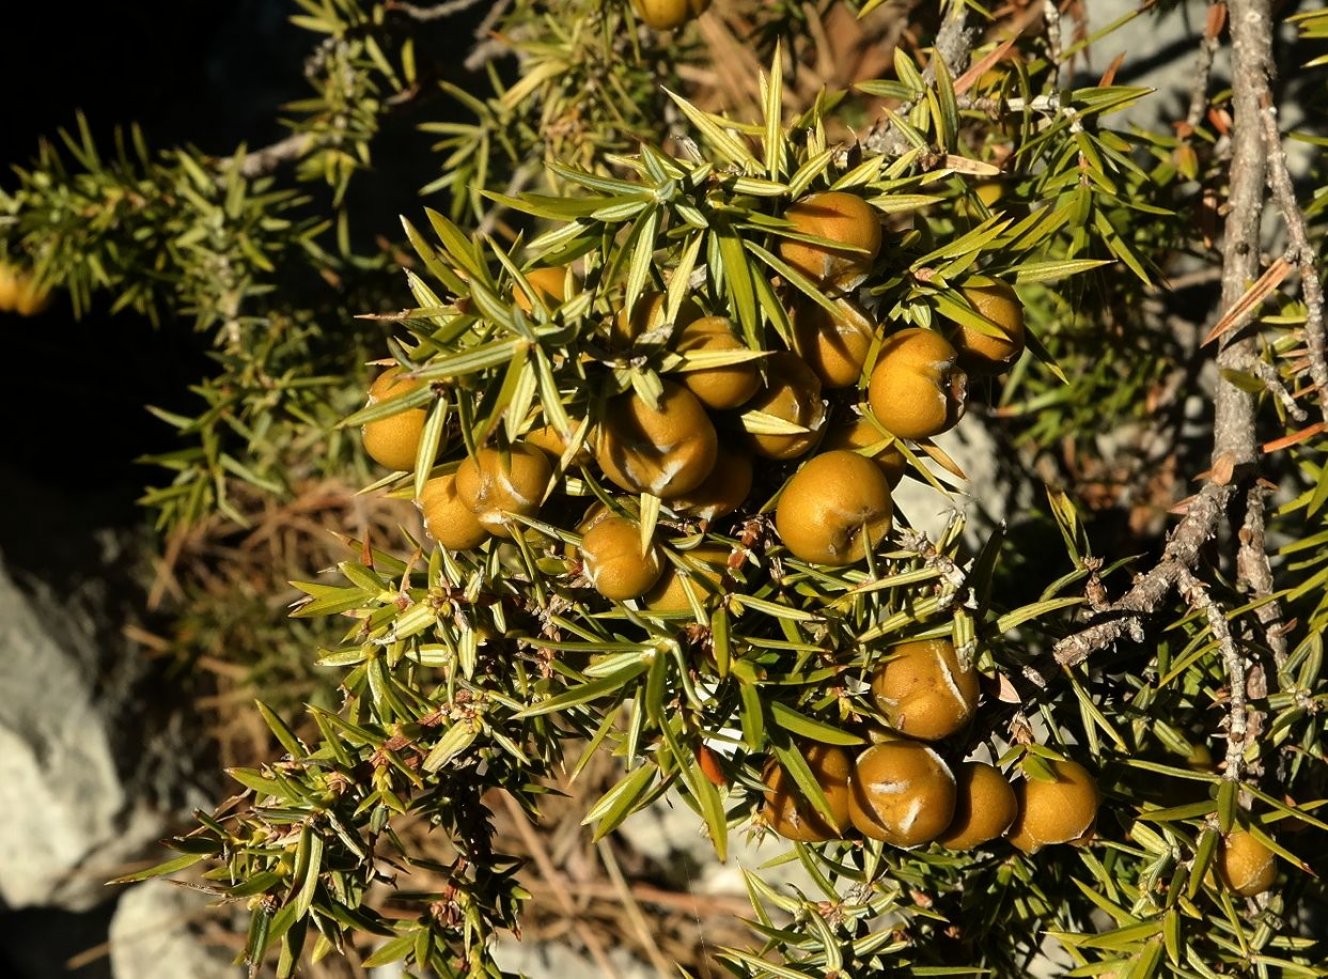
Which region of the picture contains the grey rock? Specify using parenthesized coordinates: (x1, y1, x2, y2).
(108, 881, 238, 979)
(367, 960, 408, 979)
(616, 789, 819, 901)
(1079, 1, 1230, 132)
(614, 791, 702, 867)
(1081, 0, 1311, 175)
(0, 554, 176, 911)
(491, 934, 657, 979)
(895, 413, 1021, 547)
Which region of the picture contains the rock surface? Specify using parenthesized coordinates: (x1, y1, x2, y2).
(108, 881, 238, 979)
(491, 935, 657, 979)
(895, 414, 1013, 545)
(0, 555, 169, 911)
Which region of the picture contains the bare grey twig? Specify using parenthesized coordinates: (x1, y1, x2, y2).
(235, 134, 316, 180)
(465, 0, 515, 71)
(929, 1, 979, 84)
(1211, 0, 1271, 467)
(388, 0, 489, 21)
(465, 38, 512, 72)
(1231, 351, 1308, 422)
(1046, 482, 1227, 674)
(1044, 0, 1067, 90)
(1047, 0, 1275, 676)
(860, 1, 977, 157)
(1236, 484, 1289, 672)
(1260, 103, 1328, 423)
(1186, 2, 1225, 129)
(1175, 567, 1252, 781)
(959, 93, 1063, 115)
(958, 91, 1086, 138)
(228, 80, 416, 179)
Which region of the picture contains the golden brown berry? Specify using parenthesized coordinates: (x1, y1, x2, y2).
(0, 263, 17, 311)
(936, 762, 1018, 850)
(455, 444, 552, 538)
(417, 474, 489, 551)
(596, 381, 719, 499)
(1005, 759, 1100, 854)
(745, 352, 826, 460)
(613, 291, 700, 347)
(1217, 830, 1277, 896)
(671, 452, 754, 522)
(362, 367, 428, 471)
(975, 180, 1005, 208)
(947, 280, 1025, 375)
(526, 419, 595, 467)
(560, 502, 609, 563)
(870, 638, 979, 742)
(513, 266, 578, 314)
(642, 542, 730, 612)
(957, 179, 1007, 219)
(779, 191, 883, 287)
(581, 515, 664, 601)
(792, 298, 877, 389)
(15, 280, 51, 316)
(0, 263, 52, 316)
(762, 744, 853, 842)
(673, 316, 762, 409)
(775, 450, 893, 566)
(822, 416, 907, 488)
(574, 501, 611, 535)
(630, 0, 710, 30)
(848, 741, 957, 847)
(867, 328, 967, 440)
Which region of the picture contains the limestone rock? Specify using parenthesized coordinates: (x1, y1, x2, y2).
(491, 934, 656, 979)
(0, 555, 169, 911)
(109, 880, 238, 979)
(894, 413, 1020, 545)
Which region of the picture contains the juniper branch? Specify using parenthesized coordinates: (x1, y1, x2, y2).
(1260, 101, 1328, 422)
(387, 0, 489, 21)
(1046, 0, 1275, 674)
(1186, 1, 1225, 129)
(1235, 483, 1289, 672)
(1230, 351, 1308, 422)
(1044, 0, 1068, 91)
(859, 1, 978, 157)
(1176, 567, 1252, 782)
